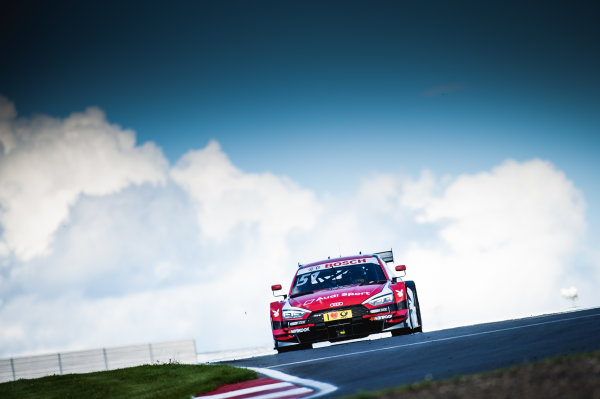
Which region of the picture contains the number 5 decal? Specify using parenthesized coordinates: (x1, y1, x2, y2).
(296, 274, 309, 286)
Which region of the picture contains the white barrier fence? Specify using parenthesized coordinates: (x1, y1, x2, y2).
(197, 346, 274, 363)
(0, 339, 197, 383)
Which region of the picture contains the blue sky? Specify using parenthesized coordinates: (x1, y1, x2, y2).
(0, 1, 599, 356)
(2, 1, 598, 196)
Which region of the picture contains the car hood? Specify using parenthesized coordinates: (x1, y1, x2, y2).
(288, 284, 385, 311)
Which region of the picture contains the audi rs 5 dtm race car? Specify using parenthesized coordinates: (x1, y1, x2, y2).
(270, 250, 422, 353)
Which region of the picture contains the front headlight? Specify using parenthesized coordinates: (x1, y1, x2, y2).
(365, 293, 394, 307)
(283, 307, 310, 319)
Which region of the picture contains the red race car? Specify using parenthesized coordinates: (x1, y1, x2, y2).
(270, 250, 422, 353)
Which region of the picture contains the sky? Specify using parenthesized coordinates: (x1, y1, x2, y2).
(0, 1, 599, 358)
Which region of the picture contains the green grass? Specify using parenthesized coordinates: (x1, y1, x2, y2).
(0, 363, 257, 399)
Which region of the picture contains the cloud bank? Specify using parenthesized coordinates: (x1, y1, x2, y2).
(0, 96, 597, 357)
(0, 98, 167, 261)
(400, 160, 588, 326)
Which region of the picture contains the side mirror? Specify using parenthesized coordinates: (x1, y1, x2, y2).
(271, 284, 287, 300)
(393, 265, 406, 281)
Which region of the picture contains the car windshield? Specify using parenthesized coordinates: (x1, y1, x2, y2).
(290, 262, 387, 298)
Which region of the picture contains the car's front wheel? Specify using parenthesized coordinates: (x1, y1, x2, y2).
(405, 281, 422, 332)
(391, 281, 422, 336)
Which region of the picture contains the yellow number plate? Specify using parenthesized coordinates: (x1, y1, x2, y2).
(323, 309, 353, 322)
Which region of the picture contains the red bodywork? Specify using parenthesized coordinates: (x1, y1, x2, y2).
(270, 255, 410, 346)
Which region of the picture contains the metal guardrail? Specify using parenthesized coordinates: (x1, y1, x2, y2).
(0, 339, 197, 382)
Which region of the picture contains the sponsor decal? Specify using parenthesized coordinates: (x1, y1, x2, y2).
(373, 314, 393, 321)
(324, 309, 352, 322)
(321, 258, 368, 268)
(316, 294, 339, 303)
(370, 307, 388, 314)
(330, 302, 344, 307)
(309, 264, 332, 272)
(298, 264, 331, 275)
(293, 327, 310, 333)
(298, 257, 374, 275)
(272, 309, 280, 318)
(302, 293, 371, 306)
(341, 291, 371, 297)
(395, 289, 404, 299)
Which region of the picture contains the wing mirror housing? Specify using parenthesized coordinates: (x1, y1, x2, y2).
(392, 265, 406, 283)
(271, 284, 287, 300)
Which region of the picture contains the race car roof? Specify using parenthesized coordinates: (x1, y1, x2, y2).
(297, 255, 381, 275)
(299, 250, 393, 269)
(298, 254, 380, 269)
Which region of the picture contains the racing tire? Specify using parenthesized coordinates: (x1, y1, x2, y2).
(391, 281, 422, 337)
(391, 281, 423, 337)
(404, 281, 422, 333)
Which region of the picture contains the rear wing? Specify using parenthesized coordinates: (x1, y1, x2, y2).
(374, 249, 394, 264)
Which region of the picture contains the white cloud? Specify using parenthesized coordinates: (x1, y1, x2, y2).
(0, 281, 274, 356)
(0, 103, 324, 356)
(0, 97, 597, 358)
(0, 97, 168, 261)
(400, 159, 588, 328)
(171, 141, 320, 241)
(411, 159, 585, 253)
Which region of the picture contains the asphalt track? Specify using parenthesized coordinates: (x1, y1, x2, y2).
(226, 307, 600, 397)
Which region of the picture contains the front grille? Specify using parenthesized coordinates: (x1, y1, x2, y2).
(307, 305, 369, 325)
(294, 303, 404, 344)
(297, 304, 381, 343)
